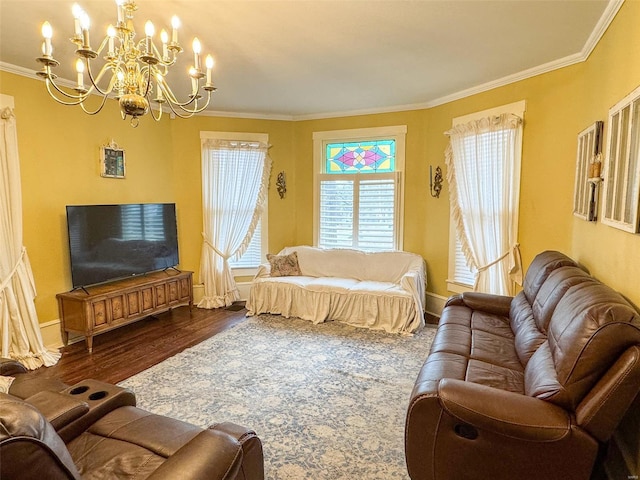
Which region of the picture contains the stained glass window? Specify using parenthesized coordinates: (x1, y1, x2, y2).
(326, 140, 395, 173)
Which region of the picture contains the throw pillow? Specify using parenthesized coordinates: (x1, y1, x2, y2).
(267, 252, 302, 277)
(0, 375, 15, 393)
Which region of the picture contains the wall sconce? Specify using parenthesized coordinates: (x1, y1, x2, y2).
(430, 165, 443, 198)
(276, 171, 286, 199)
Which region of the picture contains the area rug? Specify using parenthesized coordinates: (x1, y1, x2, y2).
(119, 315, 436, 480)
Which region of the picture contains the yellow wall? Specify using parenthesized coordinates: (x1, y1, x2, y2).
(1, 0, 640, 327)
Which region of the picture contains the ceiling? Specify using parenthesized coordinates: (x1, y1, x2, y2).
(0, 0, 616, 120)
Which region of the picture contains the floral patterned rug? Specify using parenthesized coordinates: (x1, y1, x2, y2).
(119, 314, 436, 480)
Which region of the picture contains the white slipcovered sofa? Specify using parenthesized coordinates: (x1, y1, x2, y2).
(246, 245, 426, 333)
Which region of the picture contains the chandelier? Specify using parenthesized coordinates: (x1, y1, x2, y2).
(36, 0, 216, 127)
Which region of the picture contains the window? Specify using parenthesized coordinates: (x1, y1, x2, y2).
(447, 101, 525, 294)
(200, 131, 269, 274)
(313, 126, 405, 251)
(601, 86, 640, 232)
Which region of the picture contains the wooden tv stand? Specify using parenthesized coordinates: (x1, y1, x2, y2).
(57, 270, 193, 353)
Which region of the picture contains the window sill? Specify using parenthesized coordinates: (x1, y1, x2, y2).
(230, 266, 259, 277)
(446, 279, 474, 294)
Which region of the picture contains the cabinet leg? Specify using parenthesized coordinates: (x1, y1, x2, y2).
(61, 329, 69, 346)
(86, 336, 93, 353)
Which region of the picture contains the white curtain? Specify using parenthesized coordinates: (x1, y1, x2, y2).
(0, 106, 60, 369)
(198, 139, 271, 308)
(445, 113, 523, 295)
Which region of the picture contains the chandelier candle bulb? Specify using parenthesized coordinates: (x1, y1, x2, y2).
(171, 15, 179, 44)
(72, 4, 82, 36)
(189, 67, 197, 93)
(41, 22, 53, 56)
(79, 12, 90, 48)
(116, 0, 124, 24)
(76, 58, 84, 88)
(107, 25, 116, 56)
(206, 55, 214, 86)
(144, 21, 154, 54)
(192, 37, 201, 71)
(160, 30, 168, 61)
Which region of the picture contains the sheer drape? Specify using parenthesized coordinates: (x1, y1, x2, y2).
(445, 113, 522, 295)
(0, 107, 60, 369)
(198, 140, 271, 308)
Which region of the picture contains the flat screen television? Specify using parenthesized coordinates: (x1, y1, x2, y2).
(66, 203, 179, 288)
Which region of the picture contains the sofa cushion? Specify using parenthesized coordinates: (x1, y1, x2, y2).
(532, 266, 593, 333)
(522, 250, 582, 305)
(279, 245, 423, 284)
(545, 281, 640, 409)
(266, 251, 302, 277)
(510, 292, 546, 366)
(432, 306, 524, 393)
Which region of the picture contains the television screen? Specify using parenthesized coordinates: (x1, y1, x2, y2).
(66, 203, 179, 288)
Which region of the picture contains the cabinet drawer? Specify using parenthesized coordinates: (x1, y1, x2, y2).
(127, 291, 141, 316)
(110, 295, 126, 322)
(141, 287, 154, 312)
(155, 284, 167, 307)
(92, 300, 108, 327)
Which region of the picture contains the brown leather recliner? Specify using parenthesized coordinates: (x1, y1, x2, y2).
(0, 360, 264, 480)
(405, 251, 640, 480)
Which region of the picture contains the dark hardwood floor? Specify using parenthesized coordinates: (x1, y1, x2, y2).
(28, 304, 248, 386)
(26, 306, 439, 386)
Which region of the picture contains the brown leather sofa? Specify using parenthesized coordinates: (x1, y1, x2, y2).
(0, 360, 264, 480)
(405, 251, 640, 480)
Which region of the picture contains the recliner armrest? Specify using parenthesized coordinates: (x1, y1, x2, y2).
(0, 357, 28, 376)
(438, 378, 571, 442)
(145, 429, 244, 480)
(25, 391, 89, 430)
(446, 292, 513, 317)
(210, 422, 264, 480)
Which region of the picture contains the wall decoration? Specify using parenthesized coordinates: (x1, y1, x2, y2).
(430, 165, 443, 198)
(276, 171, 286, 199)
(602, 85, 640, 232)
(573, 121, 603, 222)
(100, 140, 125, 178)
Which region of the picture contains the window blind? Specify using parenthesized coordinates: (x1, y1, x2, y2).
(229, 220, 262, 268)
(318, 173, 396, 250)
(453, 237, 476, 286)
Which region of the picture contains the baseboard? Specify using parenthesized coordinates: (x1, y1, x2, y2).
(193, 283, 204, 304)
(425, 292, 446, 317)
(40, 319, 63, 350)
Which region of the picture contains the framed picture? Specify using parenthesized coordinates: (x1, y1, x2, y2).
(100, 141, 125, 178)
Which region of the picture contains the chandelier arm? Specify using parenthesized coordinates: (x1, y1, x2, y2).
(161, 82, 200, 108)
(45, 78, 91, 105)
(164, 91, 212, 117)
(78, 93, 110, 115)
(85, 60, 116, 97)
(163, 97, 198, 118)
(148, 101, 163, 121)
